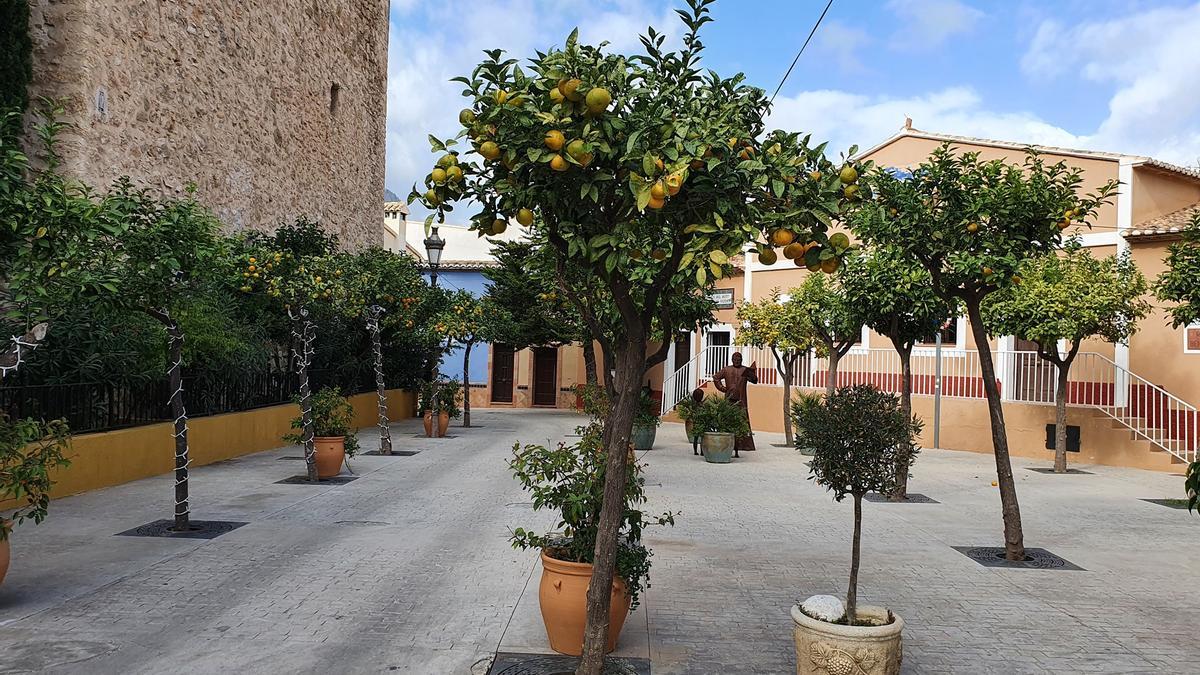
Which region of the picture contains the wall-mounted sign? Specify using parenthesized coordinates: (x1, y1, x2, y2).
(709, 288, 734, 310)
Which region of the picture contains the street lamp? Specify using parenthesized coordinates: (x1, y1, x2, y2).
(423, 226, 445, 287)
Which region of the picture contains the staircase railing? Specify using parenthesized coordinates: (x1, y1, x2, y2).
(659, 346, 1197, 463)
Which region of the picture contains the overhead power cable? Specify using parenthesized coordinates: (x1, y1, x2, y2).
(770, 0, 835, 104)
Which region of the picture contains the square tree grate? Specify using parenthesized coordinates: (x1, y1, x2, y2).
(487, 652, 649, 675)
(1026, 467, 1093, 475)
(1140, 498, 1190, 510)
(864, 493, 940, 503)
(360, 450, 420, 456)
(115, 519, 248, 540)
(411, 434, 458, 439)
(275, 475, 358, 485)
(953, 546, 1084, 570)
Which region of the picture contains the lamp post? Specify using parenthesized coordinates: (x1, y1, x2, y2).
(423, 226, 445, 287)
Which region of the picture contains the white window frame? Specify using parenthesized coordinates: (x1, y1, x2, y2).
(912, 316, 968, 355)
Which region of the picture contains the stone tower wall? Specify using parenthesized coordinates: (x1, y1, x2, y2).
(25, 0, 388, 249)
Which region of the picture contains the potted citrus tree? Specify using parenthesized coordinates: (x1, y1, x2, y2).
(435, 379, 462, 437)
(509, 423, 675, 656)
(418, 380, 437, 437)
(675, 388, 706, 454)
(1, 413, 71, 586)
(630, 389, 660, 451)
(285, 387, 359, 479)
(690, 396, 750, 463)
(790, 384, 921, 675)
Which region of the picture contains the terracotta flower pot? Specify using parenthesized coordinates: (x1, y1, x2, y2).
(313, 436, 346, 479)
(701, 431, 734, 463)
(538, 550, 630, 656)
(791, 604, 904, 675)
(423, 410, 434, 437)
(437, 411, 450, 437)
(631, 423, 657, 451)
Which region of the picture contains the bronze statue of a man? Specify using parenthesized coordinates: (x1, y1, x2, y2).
(713, 352, 757, 454)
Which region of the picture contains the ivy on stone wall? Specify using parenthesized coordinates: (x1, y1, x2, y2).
(0, 0, 33, 133)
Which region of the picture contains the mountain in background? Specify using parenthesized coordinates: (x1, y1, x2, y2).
(384, 188, 400, 202)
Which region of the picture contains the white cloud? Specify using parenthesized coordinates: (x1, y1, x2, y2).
(885, 0, 984, 50)
(385, 0, 678, 215)
(1021, 3, 1200, 165)
(814, 20, 873, 73)
(767, 86, 1086, 158)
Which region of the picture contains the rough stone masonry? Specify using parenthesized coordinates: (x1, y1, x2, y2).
(24, 0, 388, 249)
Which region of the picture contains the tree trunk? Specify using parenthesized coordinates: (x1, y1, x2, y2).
(846, 493, 863, 625)
(291, 311, 318, 482)
(583, 339, 598, 386)
(825, 346, 840, 398)
(777, 349, 795, 446)
(366, 306, 392, 455)
(1053, 354, 1073, 473)
(0, 322, 49, 379)
(462, 341, 473, 427)
(891, 345, 913, 501)
(965, 301, 1025, 560)
(577, 342, 644, 675)
(166, 319, 191, 529)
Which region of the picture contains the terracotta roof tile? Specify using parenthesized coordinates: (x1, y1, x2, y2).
(1125, 203, 1200, 239)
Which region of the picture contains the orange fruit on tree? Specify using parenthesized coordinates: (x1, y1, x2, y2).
(437, 153, 458, 168)
(430, 167, 447, 184)
(647, 195, 665, 210)
(458, 109, 475, 125)
(566, 139, 587, 160)
(516, 208, 535, 226)
(653, 157, 664, 172)
(492, 219, 508, 235)
(545, 130, 565, 151)
(843, 184, 860, 199)
(585, 87, 612, 113)
(549, 87, 565, 104)
(839, 165, 858, 184)
(783, 242, 805, 259)
(650, 181, 667, 201)
(576, 151, 593, 167)
(758, 248, 778, 265)
(821, 258, 838, 274)
(770, 229, 795, 247)
(446, 165, 463, 182)
(650, 248, 667, 261)
(559, 78, 583, 101)
(665, 173, 683, 195)
(1058, 220, 1071, 230)
(493, 89, 509, 105)
(479, 141, 501, 161)
(550, 154, 569, 172)
(967, 222, 979, 233)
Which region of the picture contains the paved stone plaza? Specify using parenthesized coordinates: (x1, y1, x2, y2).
(1, 409, 1197, 674)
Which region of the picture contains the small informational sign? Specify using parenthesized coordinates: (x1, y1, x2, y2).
(709, 288, 734, 309)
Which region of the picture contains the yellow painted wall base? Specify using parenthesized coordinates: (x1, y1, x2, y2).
(1, 389, 414, 510)
(665, 384, 1181, 473)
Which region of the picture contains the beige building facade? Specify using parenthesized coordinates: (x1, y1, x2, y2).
(24, 0, 389, 248)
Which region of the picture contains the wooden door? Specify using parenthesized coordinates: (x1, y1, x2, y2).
(491, 345, 514, 403)
(533, 347, 558, 407)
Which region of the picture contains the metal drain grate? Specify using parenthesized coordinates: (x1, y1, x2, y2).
(953, 546, 1084, 570)
(487, 652, 648, 675)
(1026, 467, 1093, 475)
(360, 450, 420, 456)
(115, 519, 248, 540)
(275, 475, 358, 485)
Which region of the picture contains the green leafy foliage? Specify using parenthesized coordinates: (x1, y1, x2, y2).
(632, 388, 660, 428)
(0, 3, 32, 128)
(787, 274, 860, 358)
(735, 288, 818, 354)
(688, 395, 750, 436)
(508, 423, 676, 609)
(284, 387, 359, 456)
(0, 411, 71, 541)
(1155, 212, 1200, 328)
(483, 239, 582, 349)
(838, 246, 956, 352)
(983, 241, 1150, 350)
(1186, 460, 1199, 514)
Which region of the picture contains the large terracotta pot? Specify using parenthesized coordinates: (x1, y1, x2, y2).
(791, 604, 904, 675)
(630, 423, 657, 451)
(538, 550, 630, 656)
(0, 535, 9, 587)
(437, 411, 450, 437)
(701, 432, 734, 463)
(423, 410, 434, 437)
(313, 436, 346, 478)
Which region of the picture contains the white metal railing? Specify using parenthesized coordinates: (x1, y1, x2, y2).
(660, 346, 1197, 463)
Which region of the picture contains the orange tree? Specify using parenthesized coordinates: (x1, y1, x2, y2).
(734, 289, 817, 446)
(838, 245, 955, 499)
(789, 272, 861, 397)
(409, 2, 864, 669)
(855, 147, 1116, 560)
(335, 247, 430, 454)
(433, 289, 509, 427)
(236, 218, 348, 481)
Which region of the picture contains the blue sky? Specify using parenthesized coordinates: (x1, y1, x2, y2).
(385, 0, 1200, 203)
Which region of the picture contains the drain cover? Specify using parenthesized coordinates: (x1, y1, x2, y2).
(487, 653, 647, 675)
(1027, 467, 1093, 475)
(275, 475, 358, 485)
(953, 546, 1084, 570)
(360, 450, 420, 456)
(115, 519, 248, 540)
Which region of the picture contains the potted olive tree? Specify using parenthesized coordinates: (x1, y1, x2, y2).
(630, 389, 661, 451)
(1, 413, 71, 586)
(285, 387, 359, 479)
(691, 396, 751, 463)
(790, 384, 921, 675)
(509, 423, 676, 656)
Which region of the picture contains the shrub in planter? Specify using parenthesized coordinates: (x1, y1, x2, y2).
(690, 395, 750, 463)
(1, 413, 71, 585)
(789, 391, 824, 456)
(791, 384, 922, 675)
(285, 387, 359, 478)
(675, 388, 706, 449)
(509, 423, 676, 655)
(631, 389, 661, 451)
(436, 378, 463, 436)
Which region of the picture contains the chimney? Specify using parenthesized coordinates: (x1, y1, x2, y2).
(904, 116, 913, 131)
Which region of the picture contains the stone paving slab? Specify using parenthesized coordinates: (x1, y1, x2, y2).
(1, 410, 1197, 674)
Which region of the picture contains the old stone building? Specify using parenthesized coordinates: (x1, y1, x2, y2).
(23, 0, 388, 248)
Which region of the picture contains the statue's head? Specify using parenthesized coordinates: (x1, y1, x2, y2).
(731, 352, 743, 366)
